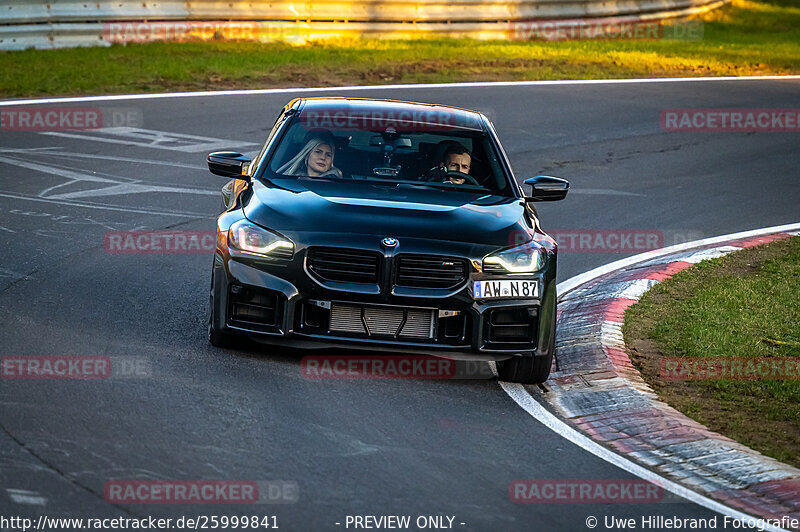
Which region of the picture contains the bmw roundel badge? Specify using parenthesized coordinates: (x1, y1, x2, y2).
(381, 237, 398, 248)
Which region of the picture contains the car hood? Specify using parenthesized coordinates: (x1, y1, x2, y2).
(244, 178, 528, 246)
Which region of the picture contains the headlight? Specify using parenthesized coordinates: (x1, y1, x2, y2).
(483, 240, 545, 273)
(228, 220, 293, 257)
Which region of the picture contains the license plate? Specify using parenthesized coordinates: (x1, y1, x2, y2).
(474, 280, 538, 300)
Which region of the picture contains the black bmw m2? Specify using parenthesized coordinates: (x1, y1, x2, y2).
(207, 98, 568, 383)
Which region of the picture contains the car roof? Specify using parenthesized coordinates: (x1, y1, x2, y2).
(289, 97, 486, 132)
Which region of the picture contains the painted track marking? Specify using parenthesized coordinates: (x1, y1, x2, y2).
(1, 76, 798, 106)
(501, 222, 800, 532)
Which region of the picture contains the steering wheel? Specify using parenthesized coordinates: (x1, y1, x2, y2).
(444, 171, 480, 186)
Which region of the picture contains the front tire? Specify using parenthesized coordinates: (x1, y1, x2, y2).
(496, 350, 553, 384)
(496, 312, 557, 383)
(208, 271, 239, 348)
(208, 314, 237, 348)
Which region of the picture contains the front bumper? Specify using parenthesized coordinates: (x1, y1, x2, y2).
(211, 247, 558, 362)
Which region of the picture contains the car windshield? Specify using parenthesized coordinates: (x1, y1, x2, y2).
(260, 107, 514, 196)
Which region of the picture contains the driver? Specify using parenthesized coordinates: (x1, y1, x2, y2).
(426, 141, 477, 185)
(442, 144, 472, 183)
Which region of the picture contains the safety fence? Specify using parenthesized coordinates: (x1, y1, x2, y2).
(0, 0, 727, 50)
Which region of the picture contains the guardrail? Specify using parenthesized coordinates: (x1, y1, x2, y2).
(0, 0, 727, 50)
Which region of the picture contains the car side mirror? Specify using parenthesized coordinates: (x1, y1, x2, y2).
(523, 175, 569, 202)
(208, 151, 252, 179)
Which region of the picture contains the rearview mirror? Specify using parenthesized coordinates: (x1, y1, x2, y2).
(369, 135, 412, 149)
(208, 152, 252, 179)
(523, 176, 569, 202)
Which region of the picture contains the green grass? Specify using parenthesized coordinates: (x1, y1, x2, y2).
(623, 236, 800, 467)
(1, 0, 799, 98)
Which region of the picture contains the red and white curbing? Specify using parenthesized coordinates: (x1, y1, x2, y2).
(548, 223, 800, 523)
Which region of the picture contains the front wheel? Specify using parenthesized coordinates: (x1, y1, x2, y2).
(208, 271, 239, 348)
(496, 312, 556, 383)
(496, 350, 553, 384)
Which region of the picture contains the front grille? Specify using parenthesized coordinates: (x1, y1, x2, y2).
(329, 303, 435, 339)
(307, 247, 381, 283)
(395, 254, 467, 289)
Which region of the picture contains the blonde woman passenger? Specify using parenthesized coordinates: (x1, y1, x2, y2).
(278, 137, 342, 178)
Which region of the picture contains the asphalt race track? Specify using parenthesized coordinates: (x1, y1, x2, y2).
(1, 78, 798, 531)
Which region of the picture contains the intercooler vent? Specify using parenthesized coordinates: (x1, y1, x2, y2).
(329, 303, 434, 339)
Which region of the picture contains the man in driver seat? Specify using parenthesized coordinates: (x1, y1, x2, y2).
(442, 143, 472, 184)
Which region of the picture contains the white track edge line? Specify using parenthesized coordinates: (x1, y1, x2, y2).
(2, 76, 799, 106)
(557, 221, 800, 296)
(500, 381, 789, 532)
(501, 222, 800, 531)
